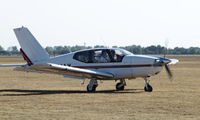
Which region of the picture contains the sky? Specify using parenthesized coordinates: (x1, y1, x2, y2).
(0, 0, 200, 49)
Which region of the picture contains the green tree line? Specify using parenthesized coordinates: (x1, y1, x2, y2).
(0, 45, 200, 56)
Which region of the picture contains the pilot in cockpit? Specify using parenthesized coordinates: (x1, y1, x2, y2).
(98, 50, 110, 63)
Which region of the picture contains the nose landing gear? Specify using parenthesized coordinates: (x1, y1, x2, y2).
(144, 77, 153, 92)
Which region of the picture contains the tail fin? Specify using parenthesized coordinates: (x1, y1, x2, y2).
(14, 26, 49, 64)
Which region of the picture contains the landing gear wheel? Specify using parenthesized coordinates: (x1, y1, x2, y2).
(144, 83, 153, 92)
(87, 84, 97, 92)
(87, 78, 98, 92)
(116, 83, 125, 91)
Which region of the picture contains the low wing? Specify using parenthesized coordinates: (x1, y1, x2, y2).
(17, 63, 114, 79)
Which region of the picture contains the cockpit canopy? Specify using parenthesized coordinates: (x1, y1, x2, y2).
(73, 48, 133, 63)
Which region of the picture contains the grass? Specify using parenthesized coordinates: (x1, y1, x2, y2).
(0, 56, 200, 120)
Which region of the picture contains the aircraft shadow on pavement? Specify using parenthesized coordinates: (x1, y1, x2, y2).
(0, 89, 144, 96)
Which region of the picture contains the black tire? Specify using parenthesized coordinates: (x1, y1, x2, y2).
(116, 83, 125, 91)
(144, 84, 153, 92)
(87, 84, 97, 92)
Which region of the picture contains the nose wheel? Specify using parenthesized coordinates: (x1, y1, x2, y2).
(144, 83, 153, 92)
(116, 79, 126, 91)
(144, 77, 153, 92)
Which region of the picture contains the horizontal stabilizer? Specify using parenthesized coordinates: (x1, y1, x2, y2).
(0, 64, 28, 67)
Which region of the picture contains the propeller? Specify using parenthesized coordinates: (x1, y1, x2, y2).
(154, 39, 178, 80)
(163, 39, 174, 80)
(164, 64, 173, 80)
(158, 57, 179, 80)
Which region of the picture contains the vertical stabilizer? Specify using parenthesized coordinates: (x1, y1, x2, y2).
(14, 27, 49, 64)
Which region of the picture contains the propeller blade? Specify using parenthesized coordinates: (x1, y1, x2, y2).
(165, 64, 173, 80)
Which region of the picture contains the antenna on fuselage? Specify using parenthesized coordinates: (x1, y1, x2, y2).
(84, 42, 87, 49)
(99, 35, 109, 48)
(84, 42, 86, 47)
(164, 38, 169, 58)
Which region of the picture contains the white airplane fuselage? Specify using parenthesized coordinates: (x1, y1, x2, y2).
(47, 51, 163, 80)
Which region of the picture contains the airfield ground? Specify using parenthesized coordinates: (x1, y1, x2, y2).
(0, 56, 200, 120)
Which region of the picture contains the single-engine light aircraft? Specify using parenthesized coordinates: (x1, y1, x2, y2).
(0, 27, 179, 92)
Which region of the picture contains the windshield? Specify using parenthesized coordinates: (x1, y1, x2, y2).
(114, 48, 134, 56)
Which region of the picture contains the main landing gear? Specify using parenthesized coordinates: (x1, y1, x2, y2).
(144, 77, 153, 92)
(116, 79, 126, 91)
(86, 78, 153, 92)
(87, 78, 98, 92)
(86, 78, 127, 92)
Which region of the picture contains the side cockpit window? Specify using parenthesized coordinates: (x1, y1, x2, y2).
(73, 51, 90, 63)
(73, 49, 126, 63)
(109, 49, 124, 62)
(94, 50, 111, 63)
